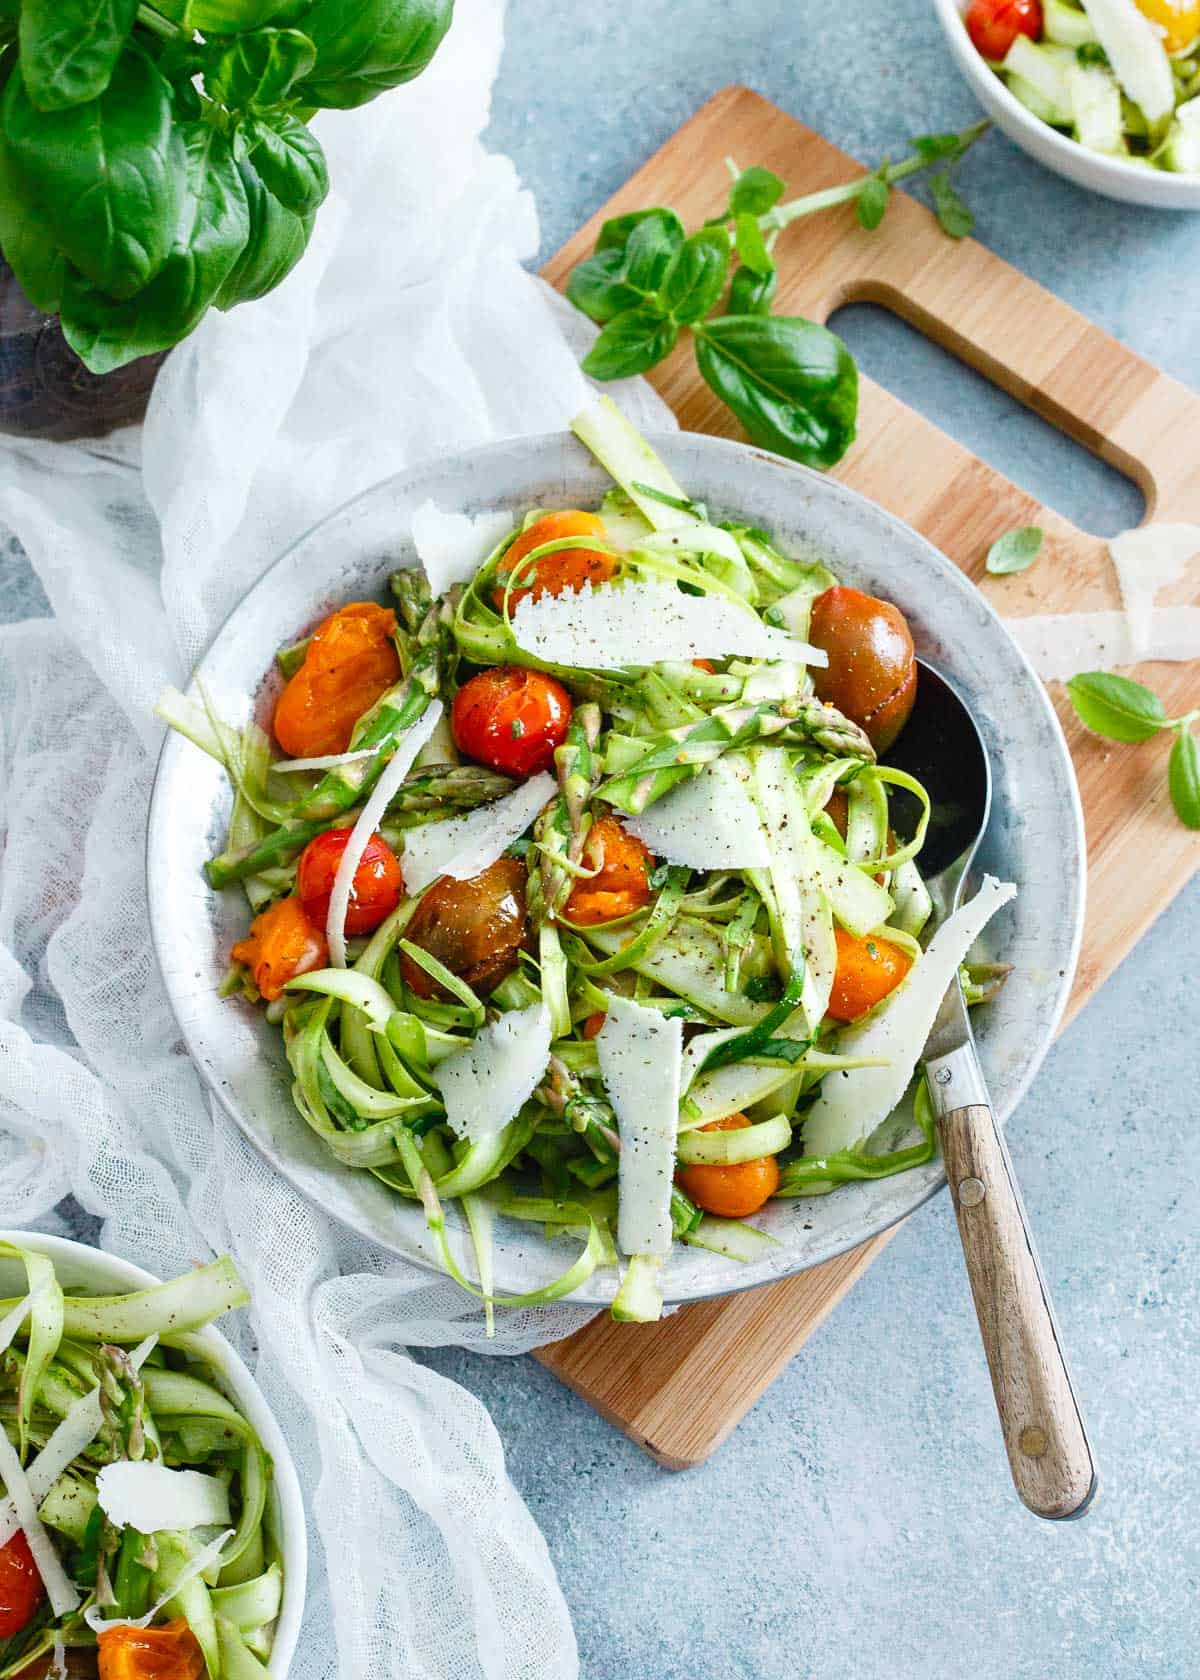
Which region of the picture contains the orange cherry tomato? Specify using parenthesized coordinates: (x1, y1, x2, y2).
(297, 827, 403, 938)
(401, 857, 530, 998)
(563, 816, 655, 927)
(97, 1619, 205, 1680)
(581, 1012, 607, 1040)
(231, 895, 329, 1001)
(451, 666, 572, 778)
(273, 602, 401, 760)
(676, 1114, 780, 1219)
(965, 0, 1042, 58)
(692, 658, 716, 674)
(493, 511, 617, 609)
(808, 585, 917, 754)
(0, 1532, 44, 1639)
(827, 927, 913, 1023)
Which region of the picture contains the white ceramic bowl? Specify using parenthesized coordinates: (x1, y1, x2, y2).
(147, 429, 1086, 1308)
(0, 1231, 306, 1677)
(932, 0, 1200, 208)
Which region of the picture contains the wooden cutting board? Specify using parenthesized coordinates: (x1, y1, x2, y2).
(534, 86, 1200, 1468)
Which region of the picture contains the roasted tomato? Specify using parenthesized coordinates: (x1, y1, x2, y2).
(451, 666, 572, 778)
(827, 927, 913, 1023)
(97, 1620, 205, 1680)
(581, 1012, 607, 1040)
(297, 828, 403, 938)
(231, 895, 329, 1000)
(964, 0, 1042, 57)
(401, 857, 530, 997)
(273, 602, 400, 759)
(808, 585, 917, 753)
(676, 1114, 780, 1219)
(563, 816, 655, 927)
(0, 1532, 44, 1639)
(493, 511, 617, 609)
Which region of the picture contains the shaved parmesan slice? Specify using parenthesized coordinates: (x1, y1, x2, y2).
(1081, 0, 1175, 126)
(803, 876, 1017, 1158)
(0, 1336, 157, 1551)
(411, 501, 515, 597)
(625, 760, 770, 870)
(272, 748, 377, 773)
(435, 1004, 551, 1144)
(327, 702, 442, 966)
(85, 1527, 235, 1635)
(0, 1283, 45, 1358)
(0, 1419, 78, 1616)
(510, 579, 827, 670)
(50, 1633, 66, 1680)
(1006, 608, 1200, 680)
(596, 996, 683, 1257)
(1108, 524, 1200, 657)
(96, 1462, 231, 1532)
(401, 772, 555, 896)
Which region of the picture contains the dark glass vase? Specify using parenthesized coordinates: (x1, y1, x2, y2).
(0, 259, 166, 442)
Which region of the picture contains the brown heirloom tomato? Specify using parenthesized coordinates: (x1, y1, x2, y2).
(808, 585, 917, 753)
(563, 816, 655, 927)
(493, 511, 617, 609)
(451, 666, 572, 779)
(231, 896, 328, 1001)
(273, 602, 400, 759)
(401, 857, 530, 998)
(676, 1114, 780, 1218)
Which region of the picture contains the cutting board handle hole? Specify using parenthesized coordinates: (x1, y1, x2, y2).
(827, 298, 1146, 538)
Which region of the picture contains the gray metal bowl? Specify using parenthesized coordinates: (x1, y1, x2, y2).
(147, 431, 1085, 1306)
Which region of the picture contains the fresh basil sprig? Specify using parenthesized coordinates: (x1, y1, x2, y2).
(567, 120, 989, 471)
(1067, 672, 1200, 829)
(0, 0, 453, 374)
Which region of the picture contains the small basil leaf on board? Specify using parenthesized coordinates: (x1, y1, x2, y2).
(694, 314, 858, 470)
(208, 27, 317, 109)
(733, 210, 772, 278)
(728, 165, 785, 216)
(216, 156, 315, 307)
(595, 209, 661, 255)
(929, 172, 974, 239)
(727, 263, 776, 316)
(1066, 672, 1169, 743)
(296, 0, 453, 110)
(0, 48, 187, 299)
(986, 525, 1043, 574)
(249, 110, 328, 213)
(620, 209, 684, 295)
(19, 0, 138, 111)
(662, 226, 730, 324)
(1168, 728, 1200, 829)
(566, 249, 641, 325)
(581, 306, 678, 381)
(856, 166, 890, 231)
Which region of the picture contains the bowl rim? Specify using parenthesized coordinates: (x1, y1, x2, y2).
(0, 1229, 307, 1678)
(930, 0, 1200, 202)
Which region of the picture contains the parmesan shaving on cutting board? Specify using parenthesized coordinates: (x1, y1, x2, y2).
(401, 773, 555, 895)
(511, 578, 826, 670)
(435, 1004, 551, 1144)
(1108, 524, 1200, 656)
(595, 996, 683, 1258)
(411, 501, 515, 596)
(1006, 608, 1200, 681)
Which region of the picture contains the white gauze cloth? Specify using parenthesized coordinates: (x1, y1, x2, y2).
(0, 3, 675, 1675)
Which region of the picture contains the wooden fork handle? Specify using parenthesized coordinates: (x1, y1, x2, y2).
(937, 1102, 1096, 1521)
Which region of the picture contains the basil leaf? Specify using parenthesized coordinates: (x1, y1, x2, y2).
(1168, 727, 1200, 830)
(0, 141, 65, 310)
(1066, 672, 1168, 743)
(727, 263, 776, 316)
(208, 27, 316, 109)
(595, 209, 660, 255)
(856, 166, 890, 231)
(216, 156, 315, 307)
(733, 210, 772, 278)
(728, 165, 784, 216)
(694, 314, 858, 470)
(1076, 41, 1110, 66)
(929, 172, 974, 239)
(0, 48, 186, 299)
(581, 306, 678, 381)
(296, 0, 453, 110)
(61, 123, 250, 373)
(985, 525, 1043, 574)
(249, 110, 328, 213)
(662, 225, 729, 324)
(911, 131, 967, 160)
(621, 209, 684, 294)
(566, 248, 641, 324)
(187, 0, 316, 32)
(19, 0, 137, 111)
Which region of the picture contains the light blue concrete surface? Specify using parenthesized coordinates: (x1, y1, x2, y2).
(3, 3, 1197, 1675)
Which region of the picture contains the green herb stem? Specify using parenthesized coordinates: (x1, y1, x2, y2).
(763, 120, 990, 231)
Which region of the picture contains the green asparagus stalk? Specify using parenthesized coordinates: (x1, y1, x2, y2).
(534, 702, 603, 920)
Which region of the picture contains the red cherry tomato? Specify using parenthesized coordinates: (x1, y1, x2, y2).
(0, 1531, 45, 1638)
(965, 0, 1042, 59)
(451, 666, 572, 778)
(297, 827, 404, 938)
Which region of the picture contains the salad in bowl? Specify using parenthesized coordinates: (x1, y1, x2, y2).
(158, 402, 1021, 1325)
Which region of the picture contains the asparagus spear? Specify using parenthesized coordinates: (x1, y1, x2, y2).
(532, 702, 603, 921)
